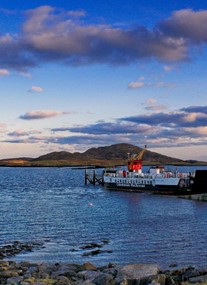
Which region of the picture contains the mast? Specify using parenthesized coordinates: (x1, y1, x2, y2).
(128, 145, 147, 173)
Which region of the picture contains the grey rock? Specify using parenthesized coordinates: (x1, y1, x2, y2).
(181, 268, 200, 281)
(6, 276, 23, 284)
(51, 266, 77, 279)
(77, 270, 100, 281)
(189, 274, 207, 283)
(114, 276, 128, 285)
(118, 264, 159, 285)
(26, 266, 38, 275)
(165, 275, 175, 285)
(54, 276, 73, 285)
(92, 273, 115, 285)
(156, 274, 166, 285)
(102, 268, 118, 277)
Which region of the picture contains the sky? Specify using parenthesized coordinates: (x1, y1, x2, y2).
(1, 0, 207, 160)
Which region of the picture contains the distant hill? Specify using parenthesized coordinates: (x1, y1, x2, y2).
(0, 143, 205, 167)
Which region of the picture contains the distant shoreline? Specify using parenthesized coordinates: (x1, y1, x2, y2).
(0, 162, 207, 167)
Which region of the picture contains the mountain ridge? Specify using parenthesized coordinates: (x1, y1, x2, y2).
(0, 143, 203, 167)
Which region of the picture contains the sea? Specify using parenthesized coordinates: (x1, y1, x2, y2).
(0, 165, 207, 269)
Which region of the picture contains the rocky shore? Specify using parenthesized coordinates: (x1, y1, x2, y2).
(1, 242, 207, 285)
(1, 260, 207, 285)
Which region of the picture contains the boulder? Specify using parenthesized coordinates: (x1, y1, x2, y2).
(118, 264, 159, 285)
(92, 273, 115, 285)
(81, 262, 97, 271)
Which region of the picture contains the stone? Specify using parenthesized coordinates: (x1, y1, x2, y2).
(6, 275, 23, 284)
(102, 268, 118, 277)
(181, 268, 200, 281)
(114, 276, 128, 285)
(77, 270, 100, 281)
(54, 276, 72, 285)
(119, 264, 159, 285)
(0, 260, 9, 267)
(0, 270, 18, 278)
(188, 274, 207, 283)
(165, 275, 175, 285)
(92, 273, 115, 285)
(156, 274, 166, 285)
(81, 262, 97, 271)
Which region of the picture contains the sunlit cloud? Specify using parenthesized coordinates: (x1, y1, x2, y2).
(3, 104, 207, 154)
(19, 71, 32, 78)
(163, 65, 175, 72)
(8, 129, 41, 136)
(49, 104, 207, 149)
(67, 9, 86, 17)
(145, 98, 167, 112)
(0, 69, 9, 76)
(19, 110, 68, 120)
(1, 7, 207, 71)
(128, 81, 145, 89)
(28, 86, 44, 93)
(146, 98, 157, 104)
(145, 105, 167, 111)
(159, 9, 207, 43)
(0, 123, 7, 133)
(155, 81, 176, 88)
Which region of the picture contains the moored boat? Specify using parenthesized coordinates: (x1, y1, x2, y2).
(103, 165, 194, 194)
(103, 147, 206, 194)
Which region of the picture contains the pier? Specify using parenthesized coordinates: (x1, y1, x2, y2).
(85, 169, 104, 185)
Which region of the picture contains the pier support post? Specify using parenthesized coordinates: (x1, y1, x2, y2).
(84, 168, 104, 186)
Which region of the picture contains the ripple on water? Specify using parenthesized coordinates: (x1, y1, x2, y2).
(0, 166, 207, 268)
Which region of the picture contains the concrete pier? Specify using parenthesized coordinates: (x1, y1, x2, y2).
(179, 193, 207, 201)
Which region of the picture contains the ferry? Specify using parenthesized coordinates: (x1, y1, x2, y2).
(103, 147, 206, 194)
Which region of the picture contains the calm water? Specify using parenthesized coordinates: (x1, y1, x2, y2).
(0, 165, 207, 268)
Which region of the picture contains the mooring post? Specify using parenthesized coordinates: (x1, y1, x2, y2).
(85, 169, 88, 185)
(93, 170, 96, 185)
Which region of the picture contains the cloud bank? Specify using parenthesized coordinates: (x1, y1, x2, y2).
(1, 6, 207, 70)
(49, 105, 207, 148)
(5, 105, 207, 152)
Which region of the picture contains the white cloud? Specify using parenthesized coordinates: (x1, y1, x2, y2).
(1, 7, 207, 71)
(145, 98, 167, 112)
(146, 98, 157, 104)
(128, 81, 145, 89)
(19, 71, 32, 78)
(67, 10, 86, 17)
(0, 69, 9, 76)
(185, 126, 207, 136)
(182, 112, 207, 123)
(0, 122, 7, 133)
(8, 129, 41, 136)
(145, 104, 167, 111)
(155, 81, 176, 88)
(163, 65, 174, 72)
(29, 86, 44, 93)
(19, 110, 67, 120)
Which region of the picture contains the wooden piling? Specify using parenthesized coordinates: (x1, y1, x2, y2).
(85, 169, 104, 186)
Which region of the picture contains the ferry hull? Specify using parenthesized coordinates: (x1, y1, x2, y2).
(104, 182, 154, 192)
(103, 175, 192, 194)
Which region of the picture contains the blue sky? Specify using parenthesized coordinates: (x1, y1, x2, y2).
(1, 0, 207, 160)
